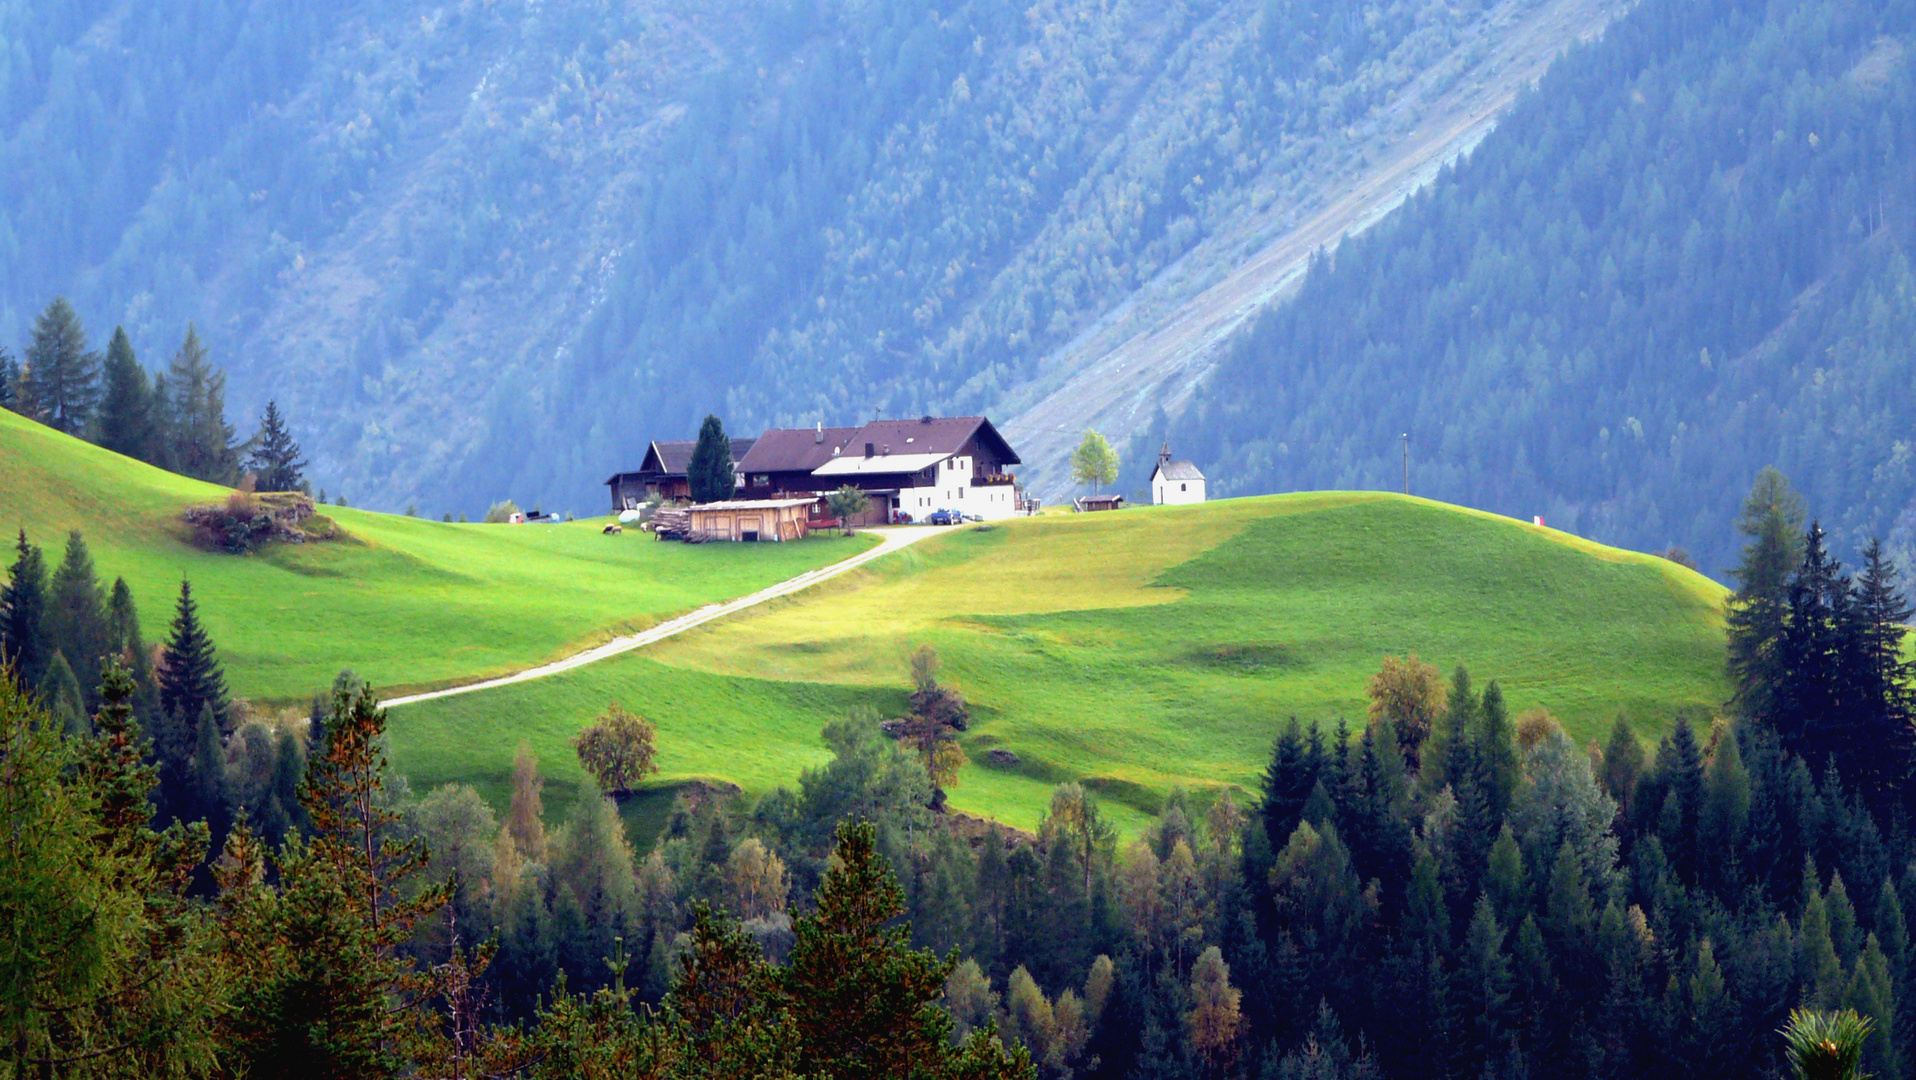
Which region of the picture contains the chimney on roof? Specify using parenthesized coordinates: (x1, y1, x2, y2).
(882, 444, 890, 456)
(865, 442, 875, 458)
(815, 421, 823, 444)
(921, 414, 933, 424)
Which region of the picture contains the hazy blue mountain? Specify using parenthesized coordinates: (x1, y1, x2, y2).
(1165, 0, 1916, 577)
(0, 0, 1574, 514)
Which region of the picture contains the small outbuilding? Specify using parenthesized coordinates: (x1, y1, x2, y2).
(1074, 494, 1127, 512)
(1150, 442, 1206, 505)
(686, 498, 817, 542)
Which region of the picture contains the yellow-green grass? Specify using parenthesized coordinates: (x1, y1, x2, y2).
(389, 493, 1731, 837)
(0, 408, 875, 703)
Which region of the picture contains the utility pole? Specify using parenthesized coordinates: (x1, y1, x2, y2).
(1402, 433, 1409, 496)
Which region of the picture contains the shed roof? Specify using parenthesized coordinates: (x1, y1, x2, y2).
(688, 498, 819, 511)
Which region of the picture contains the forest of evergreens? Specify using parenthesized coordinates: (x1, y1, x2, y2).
(5, 471, 1916, 1078)
(1170, 0, 1916, 577)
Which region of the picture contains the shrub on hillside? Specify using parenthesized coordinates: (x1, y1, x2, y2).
(484, 500, 521, 524)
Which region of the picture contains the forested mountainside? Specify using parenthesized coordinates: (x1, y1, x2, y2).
(1167, 0, 1916, 578)
(0, 0, 1584, 514)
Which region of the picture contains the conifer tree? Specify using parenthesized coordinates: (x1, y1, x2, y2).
(0, 345, 19, 411)
(246, 400, 308, 492)
(228, 681, 451, 1077)
(96, 326, 160, 462)
(19, 296, 100, 435)
(38, 650, 86, 733)
(1478, 680, 1520, 819)
(193, 703, 227, 833)
(1726, 467, 1806, 721)
(1843, 539, 1916, 805)
(776, 818, 1030, 1080)
(687, 414, 735, 503)
(44, 530, 110, 712)
(163, 325, 239, 483)
(158, 579, 228, 735)
(0, 529, 49, 690)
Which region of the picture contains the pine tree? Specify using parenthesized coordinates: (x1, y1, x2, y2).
(158, 579, 228, 734)
(1478, 680, 1520, 820)
(19, 296, 100, 435)
(38, 650, 86, 733)
(163, 325, 239, 484)
(776, 818, 1030, 1080)
(0, 345, 19, 411)
(1779, 523, 1853, 767)
(0, 529, 49, 690)
(1726, 468, 1806, 722)
(228, 681, 450, 1078)
(687, 414, 735, 504)
(1454, 895, 1513, 1076)
(1843, 539, 1916, 806)
(246, 400, 308, 492)
(96, 326, 160, 462)
(44, 530, 110, 713)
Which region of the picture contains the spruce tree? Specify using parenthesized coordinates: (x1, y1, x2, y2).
(246, 400, 308, 492)
(158, 579, 228, 735)
(163, 325, 239, 484)
(44, 530, 110, 712)
(1726, 467, 1806, 722)
(1844, 539, 1916, 806)
(1778, 523, 1851, 765)
(38, 650, 86, 733)
(19, 296, 100, 435)
(0, 529, 49, 690)
(95, 326, 160, 462)
(687, 414, 735, 504)
(0, 345, 18, 411)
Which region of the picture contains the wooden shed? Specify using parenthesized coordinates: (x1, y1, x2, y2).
(686, 498, 817, 542)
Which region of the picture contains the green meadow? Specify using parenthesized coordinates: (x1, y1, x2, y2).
(389, 493, 1731, 837)
(0, 408, 873, 703)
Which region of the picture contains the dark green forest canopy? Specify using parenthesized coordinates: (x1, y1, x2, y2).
(1169, 0, 1916, 578)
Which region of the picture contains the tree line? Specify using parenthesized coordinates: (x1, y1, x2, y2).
(1, 296, 307, 492)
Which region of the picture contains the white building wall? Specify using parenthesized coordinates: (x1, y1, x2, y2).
(1153, 471, 1207, 505)
(895, 455, 1021, 520)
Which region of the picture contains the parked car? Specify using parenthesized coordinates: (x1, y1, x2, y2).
(928, 508, 961, 525)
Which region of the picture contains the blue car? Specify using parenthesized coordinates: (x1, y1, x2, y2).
(928, 508, 961, 525)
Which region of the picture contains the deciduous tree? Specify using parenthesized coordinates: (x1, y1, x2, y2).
(1069, 429, 1118, 494)
(572, 702, 659, 796)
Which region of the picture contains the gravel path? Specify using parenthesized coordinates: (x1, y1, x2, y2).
(381, 526, 942, 709)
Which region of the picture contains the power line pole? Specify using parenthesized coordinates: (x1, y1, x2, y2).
(1402, 433, 1409, 496)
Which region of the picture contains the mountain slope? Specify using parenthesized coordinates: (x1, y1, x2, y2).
(390, 494, 1729, 833)
(1168, 0, 1916, 577)
(0, 0, 1606, 515)
(0, 408, 869, 701)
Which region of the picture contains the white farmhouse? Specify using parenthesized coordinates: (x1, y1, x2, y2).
(1151, 442, 1206, 505)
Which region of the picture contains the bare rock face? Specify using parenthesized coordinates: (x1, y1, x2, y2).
(986, 748, 1020, 768)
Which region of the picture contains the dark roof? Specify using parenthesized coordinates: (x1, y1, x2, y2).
(1154, 459, 1204, 481)
(609, 438, 754, 485)
(738, 426, 863, 474)
(840, 416, 1021, 465)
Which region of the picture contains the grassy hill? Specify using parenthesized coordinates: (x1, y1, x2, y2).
(388, 493, 1731, 836)
(0, 409, 873, 703)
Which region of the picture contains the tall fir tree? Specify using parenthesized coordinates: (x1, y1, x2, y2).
(0, 345, 18, 411)
(687, 414, 735, 504)
(0, 529, 49, 690)
(158, 579, 227, 733)
(43, 530, 110, 713)
(19, 296, 100, 435)
(1726, 468, 1807, 723)
(246, 400, 308, 492)
(95, 326, 161, 463)
(163, 325, 239, 484)
(1777, 523, 1851, 766)
(1843, 539, 1916, 807)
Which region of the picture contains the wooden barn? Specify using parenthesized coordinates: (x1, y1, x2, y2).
(686, 498, 816, 542)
